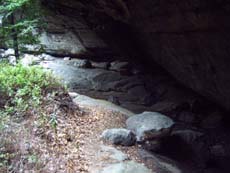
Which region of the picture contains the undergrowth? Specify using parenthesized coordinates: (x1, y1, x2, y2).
(0, 63, 62, 118)
(0, 62, 66, 171)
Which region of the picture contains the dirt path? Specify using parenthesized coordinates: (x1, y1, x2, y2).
(1, 91, 154, 173)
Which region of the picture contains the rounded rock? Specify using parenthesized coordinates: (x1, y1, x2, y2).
(101, 128, 136, 146)
(126, 111, 174, 142)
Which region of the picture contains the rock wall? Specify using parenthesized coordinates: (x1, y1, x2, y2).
(42, 0, 230, 110)
(38, 1, 113, 57)
(123, 0, 230, 110)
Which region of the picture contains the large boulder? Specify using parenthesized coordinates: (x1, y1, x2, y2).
(101, 128, 136, 146)
(126, 112, 174, 142)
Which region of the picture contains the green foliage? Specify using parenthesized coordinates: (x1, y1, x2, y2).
(0, 0, 42, 54)
(0, 63, 61, 117)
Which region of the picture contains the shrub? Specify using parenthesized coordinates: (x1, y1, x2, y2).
(0, 62, 70, 171)
(0, 63, 62, 117)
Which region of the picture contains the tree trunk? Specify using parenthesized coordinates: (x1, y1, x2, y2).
(10, 13, 19, 60)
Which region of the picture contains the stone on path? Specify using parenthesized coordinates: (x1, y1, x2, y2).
(101, 128, 136, 146)
(126, 111, 174, 142)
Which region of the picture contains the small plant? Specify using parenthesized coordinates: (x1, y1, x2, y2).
(0, 111, 10, 130)
(49, 112, 58, 130)
(37, 112, 48, 128)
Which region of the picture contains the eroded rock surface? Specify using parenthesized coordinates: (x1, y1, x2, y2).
(39, 57, 199, 114)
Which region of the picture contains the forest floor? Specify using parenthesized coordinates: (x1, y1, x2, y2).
(0, 90, 151, 173)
